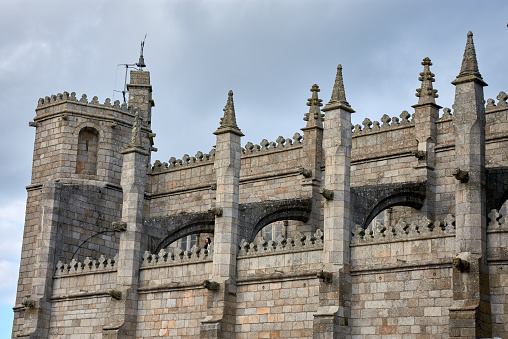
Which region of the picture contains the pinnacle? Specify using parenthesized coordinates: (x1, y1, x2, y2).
(303, 84, 324, 128)
(452, 31, 487, 86)
(214, 90, 244, 136)
(415, 57, 438, 105)
(323, 64, 354, 113)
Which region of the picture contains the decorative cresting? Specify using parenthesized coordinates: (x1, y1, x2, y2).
(324, 64, 351, 110)
(214, 89, 244, 136)
(487, 208, 508, 230)
(353, 110, 413, 134)
(242, 133, 303, 154)
(37, 92, 129, 111)
(55, 254, 118, 276)
(415, 57, 439, 105)
(452, 31, 487, 86)
(238, 229, 323, 256)
(152, 148, 216, 172)
(486, 91, 508, 110)
(351, 214, 456, 243)
(141, 245, 212, 268)
(303, 84, 324, 128)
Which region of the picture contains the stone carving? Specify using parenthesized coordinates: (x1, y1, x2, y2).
(380, 114, 391, 127)
(441, 107, 453, 118)
(238, 229, 323, 256)
(55, 254, 118, 276)
(362, 118, 372, 131)
(203, 280, 219, 290)
(319, 188, 334, 200)
(352, 215, 456, 243)
(21, 298, 36, 309)
(452, 168, 469, 183)
(108, 289, 122, 300)
(299, 167, 312, 178)
(497, 91, 508, 107)
(487, 209, 506, 229)
(452, 257, 470, 272)
(400, 110, 411, 124)
(485, 98, 496, 110)
(411, 150, 426, 160)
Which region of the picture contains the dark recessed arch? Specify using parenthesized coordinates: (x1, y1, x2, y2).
(351, 182, 427, 228)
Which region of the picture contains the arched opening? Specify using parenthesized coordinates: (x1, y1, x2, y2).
(76, 127, 99, 175)
(252, 219, 311, 246)
(166, 232, 214, 252)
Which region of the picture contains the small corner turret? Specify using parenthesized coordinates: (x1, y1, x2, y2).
(122, 108, 149, 156)
(214, 90, 244, 136)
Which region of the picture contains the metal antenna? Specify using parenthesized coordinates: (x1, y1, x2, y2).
(113, 34, 148, 103)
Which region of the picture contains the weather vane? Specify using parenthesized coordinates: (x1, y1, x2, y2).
(136, 34, 147, 69)
(114, 34, 148, 103)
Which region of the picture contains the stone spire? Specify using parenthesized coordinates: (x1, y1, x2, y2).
(129, 108, 142, 147)
(323, 64, 354, 113)
(214, 90, 244, 136)
(415, 57, 438, 105)
(303, 84, 324, 128)
(452, 31, 487, 86)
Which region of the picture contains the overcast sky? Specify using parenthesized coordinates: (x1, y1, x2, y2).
(1, 0, 507, 335)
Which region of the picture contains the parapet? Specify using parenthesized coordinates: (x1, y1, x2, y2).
(37, 91, 129, 111)
(152, 148, 216, 173)
(486, 91, 508, 111)
(238, 229, 323, 257)
(55, 254, 117, 277)
(353, 110, 413, 135)
(241, 133, 303, 155)
(141, 245, 212, 268)
(351, 214, 455, 243)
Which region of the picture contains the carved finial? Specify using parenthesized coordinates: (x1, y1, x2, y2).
(129, 108, 142, 147)
(323, 64, 354, 112)
(415, 57, 438, 104)
(452, 31, 487, 86)
(303, 84, 324, 128)
(214, 90, 244, 136)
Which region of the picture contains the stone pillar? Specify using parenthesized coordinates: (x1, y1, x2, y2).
(301, 84, 324, 234)
(200, 90, 243, 338)
(103, 109, 149, 338)
(127, 70, 154, 128)
(412, 57, 441, 221)
(314, 65, 355, 338)
(449, 31, 491, 338)
(14, 182, 62, 338)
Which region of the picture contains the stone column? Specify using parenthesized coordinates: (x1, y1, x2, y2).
(103, 109, 149, 338)
(300, 84, 324, 234)
(314, 65, 355, 338)
(127, 71, 154, 128)
(14, 182, 62, 338)
(412, 57, 441, 221)
(449, 31, 491, 338)
(200, 90, 243, 338)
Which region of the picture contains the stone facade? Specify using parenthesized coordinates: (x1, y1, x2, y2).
(12, 32, 508, 338)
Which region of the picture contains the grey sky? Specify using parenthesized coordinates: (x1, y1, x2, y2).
(1, 0, 507, 335)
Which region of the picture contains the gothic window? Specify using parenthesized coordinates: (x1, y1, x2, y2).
(76, 127, 99, 175)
